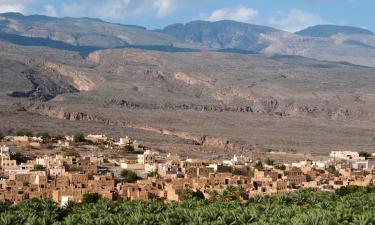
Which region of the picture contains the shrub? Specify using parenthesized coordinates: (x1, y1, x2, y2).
(33, 164, 45, 171)
(63, 151, 80, 157)
(147, 171, 157, 177)
(265, 158, 275, 165)
(81, 193, 101, 204)
(254, 161, 264, 170)
(327, 165, 336, 174)
(73, 132, 85, 143)
(15, 131, 33, 137)
(275, 164, 286, 170)
(121, 169, 140, 183)
(231, 168, 243, 175)
(53, 134, 66, 141)
(123, 145, 135, 153)
(10, 152, 24, 164)
(359, 151, 371, 158)
(182, 188, 205, 200)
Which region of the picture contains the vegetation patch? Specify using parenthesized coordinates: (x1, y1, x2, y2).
(0, 187, 375, 224)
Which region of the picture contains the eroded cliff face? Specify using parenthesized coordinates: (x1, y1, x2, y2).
(23, 102, 253, 151)
(41, 61, 95, 91)
(86, 49, 375, 122)
(7, 59, 95, 101)
(3, 45, 375, 154)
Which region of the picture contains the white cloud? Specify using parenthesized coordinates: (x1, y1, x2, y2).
(44, 4, 57, 17)
(205, 6, 258, 23)
(0, 4, 26, 14)
(153, 0, 175, 17)
(59, 0, 204, 20)
(268, 9, 327, 32)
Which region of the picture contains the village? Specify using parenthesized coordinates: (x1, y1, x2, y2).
(0, 131, 374, 205)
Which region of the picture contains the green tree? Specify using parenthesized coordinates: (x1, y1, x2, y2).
(36, 132, 51, 142)
(275, 164, 286, 170)
(81, 193, 101, 204)
(10, 152, 24, 164)
(73, 132, 85, 143)
(63, 150, 80, 157)
(33, 164, 45, 171)
(121, 169, 140, 183)
(265, 158, 275, 165)
(123, 145, 135, 154)
(231, 168, 243, 175)
(359, 151, 371, 158)
(182, 188, 205, 200)
(327, 165, 337, 174)
(254, 161, 264, 170)
(147, 171, 157, 177)
(16, 131, 33, 137)
(53, 134, 65, 141)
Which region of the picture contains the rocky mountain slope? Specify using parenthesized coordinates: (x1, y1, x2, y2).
(1, 38, 375, 155)
(0, 14, 375, 156)
(1, 13, 375, 67)
(296, 25, 374, 37)
(0, 13, 177, 48)
(159, 20, 279, 51)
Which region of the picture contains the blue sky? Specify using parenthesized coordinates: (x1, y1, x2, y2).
(0, 0, 373, 32)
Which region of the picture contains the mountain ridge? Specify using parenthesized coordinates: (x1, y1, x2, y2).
(296, 24, 374, 37)
(1, 13, 375, 66)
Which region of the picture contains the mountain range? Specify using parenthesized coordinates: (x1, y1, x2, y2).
(1, 13, 375, 66)
(0, 13, 375, 159)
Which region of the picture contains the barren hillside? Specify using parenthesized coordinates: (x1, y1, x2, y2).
(1, 39, 374, 157)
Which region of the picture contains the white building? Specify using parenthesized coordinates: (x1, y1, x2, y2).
(330, 151, 360, 160)
(223, 155, 251, 166)
(86, 134, 108, 143)
(61, 196, 75, 206)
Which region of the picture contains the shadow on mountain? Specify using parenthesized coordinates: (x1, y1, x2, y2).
(216, 48, 257, 54)
(0, 33, 200, 56)
(125, 45, 199, 52)
(0, 33, 103, 57)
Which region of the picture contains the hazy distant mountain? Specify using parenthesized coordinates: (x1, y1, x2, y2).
(296, 25, 374, 37)
(159, 20, 281, 51)
(0, 12, 177, 48)
(1, 13, 375, 67)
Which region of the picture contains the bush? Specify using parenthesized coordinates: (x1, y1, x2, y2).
(254, 161, 263, 170)
(63, 150, 80, 157)
(121, 169, 140, 183)
(73, 132, 85, 143)
(33, 164, 45, 171)
(359, 151, 371, 158)
(275, 164, 286, 170)
(53, 134, 66, 141)
(182, 188, 205, 200)
(10, 152, 24, 164)
(81, 193, 101, 204)
(69, 167, 82, 172)
(231, 168, 243, 175)
(37, 132, 51, 142)
(15, 131, 33, 137)
(123, 145, 135, 153)
(265, 158, 275, 165)
(147, 171, 157, 177)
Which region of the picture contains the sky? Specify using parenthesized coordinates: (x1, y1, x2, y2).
(0, 0, 373, 32)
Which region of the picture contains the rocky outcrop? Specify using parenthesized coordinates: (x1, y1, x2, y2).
(7, 69, 79, 101)
(25, 59, 95, 91)
(7, 59, 96, 102)
(104, 97, 375, 121)
(23, 102, 253, 151)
